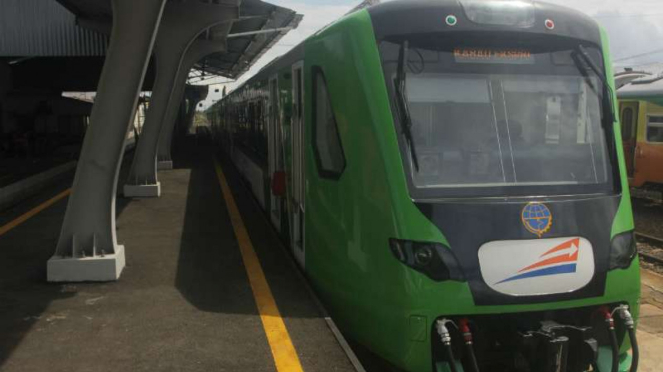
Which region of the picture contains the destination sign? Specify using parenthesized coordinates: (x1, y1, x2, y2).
(453, 48, 535, 64)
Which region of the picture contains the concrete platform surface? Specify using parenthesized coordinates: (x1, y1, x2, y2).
(0, 145, 356, 372)
(638, 270, 663, 372)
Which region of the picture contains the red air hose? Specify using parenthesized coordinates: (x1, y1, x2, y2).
(597, 307, 619, 372)
(459, 319, 480, 372)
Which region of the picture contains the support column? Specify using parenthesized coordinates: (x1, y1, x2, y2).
(179, 87, 199, 137)
(47, 0, 167, 282)
(156, 39, 223, 171)
(182, 85, 209, 135)
(176, 98, 188, 137)
(124, 3, 238, 197)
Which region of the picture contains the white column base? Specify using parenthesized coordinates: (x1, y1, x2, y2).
(123, 182, 161, 197)
(47, 245, 126, 282)
(157, 160, 173, 170)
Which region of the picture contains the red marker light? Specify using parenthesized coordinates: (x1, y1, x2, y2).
(545, 19, 555, 30)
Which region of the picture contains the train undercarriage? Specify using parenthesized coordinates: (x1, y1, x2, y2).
(431, 305, 638, 372)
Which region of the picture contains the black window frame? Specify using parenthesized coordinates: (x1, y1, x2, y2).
(311, 66, 346, 180)
(646, 114, 663, 143)
(377, 33, 621, 200)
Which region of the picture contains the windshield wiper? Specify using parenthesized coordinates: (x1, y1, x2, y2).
(394, 40, 420, 171)
(575, 45, 616, 124)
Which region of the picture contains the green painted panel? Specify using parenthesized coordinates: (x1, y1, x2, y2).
(209, 11, 641, 372)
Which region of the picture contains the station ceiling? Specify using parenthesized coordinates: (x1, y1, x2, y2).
(56, 0, 302, 80)
(1, 0, 301, 92)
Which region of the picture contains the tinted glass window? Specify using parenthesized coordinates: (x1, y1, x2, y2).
(405, 73, 607, 188)
(313, 68, 345, 178)
(647, 115, 663, 143)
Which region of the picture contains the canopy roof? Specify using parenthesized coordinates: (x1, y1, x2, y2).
(56, 0, 302, 80)
(0, 0, 300, 92)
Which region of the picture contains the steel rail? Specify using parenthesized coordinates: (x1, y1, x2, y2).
(635, 232, 663, 265)
(635, 232, 663, 247)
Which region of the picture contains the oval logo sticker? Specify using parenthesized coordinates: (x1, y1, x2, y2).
(478, 237, 595, 296)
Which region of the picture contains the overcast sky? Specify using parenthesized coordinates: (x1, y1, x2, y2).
(198, 0, 663, 109)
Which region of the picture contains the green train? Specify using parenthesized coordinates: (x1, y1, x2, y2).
(207, 1, 641, 371)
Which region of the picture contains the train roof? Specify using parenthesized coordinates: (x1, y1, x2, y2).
(368, 0, 600, 44)
(212, 0, 605, 109)
(618, 66, 663, 106)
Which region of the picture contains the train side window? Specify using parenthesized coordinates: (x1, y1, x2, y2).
(312, 67, 346, 179)
(647, 115, 663, 143)
(621, 108, 634, 141)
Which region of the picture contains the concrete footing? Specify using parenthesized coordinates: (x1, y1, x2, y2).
(124, 182, 161, 198)
(47, 245, 126, 282)
(157, 160, 173, 170)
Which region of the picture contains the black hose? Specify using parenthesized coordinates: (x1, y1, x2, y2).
(443, 343, 459, 372)
(464, 342, 480, 372)
(608, 326, 619, 372)
(627, 328, 639, 372)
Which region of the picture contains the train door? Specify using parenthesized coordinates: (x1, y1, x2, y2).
(620, 102, 639, 178)
(268, 76, 282, 230)
(291, 61, 305, 267)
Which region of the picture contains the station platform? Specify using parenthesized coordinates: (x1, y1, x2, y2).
(0, 141, 360, 372)
(0, 154, 74, 189)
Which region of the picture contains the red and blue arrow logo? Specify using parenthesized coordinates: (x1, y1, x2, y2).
(496, 238, 580, 284)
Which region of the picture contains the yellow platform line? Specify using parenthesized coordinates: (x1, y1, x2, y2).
(214, 159, 304, 372)
(0, 188, 71, 237)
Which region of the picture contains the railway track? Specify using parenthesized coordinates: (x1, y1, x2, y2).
(635, 232, 663, 266)
(631, 188, 663, 204)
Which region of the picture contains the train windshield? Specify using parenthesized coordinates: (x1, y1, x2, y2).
(379, 34, 618, 199)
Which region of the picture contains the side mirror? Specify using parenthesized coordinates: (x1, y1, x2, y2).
(271, 171, 286, 197)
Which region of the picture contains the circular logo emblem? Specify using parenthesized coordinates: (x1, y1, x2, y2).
(521, 203, 552, 238)
(446, 15, 458, 26)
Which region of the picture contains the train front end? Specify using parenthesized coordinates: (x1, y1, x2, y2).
(368, 1, 641, 371)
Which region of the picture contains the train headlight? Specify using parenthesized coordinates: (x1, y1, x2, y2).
(609, 231, 637, 270)
(389, 239, 465, 282)
(414, 245, 434, 266)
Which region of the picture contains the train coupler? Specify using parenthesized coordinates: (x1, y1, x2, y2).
(517, 321, 598, 372)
